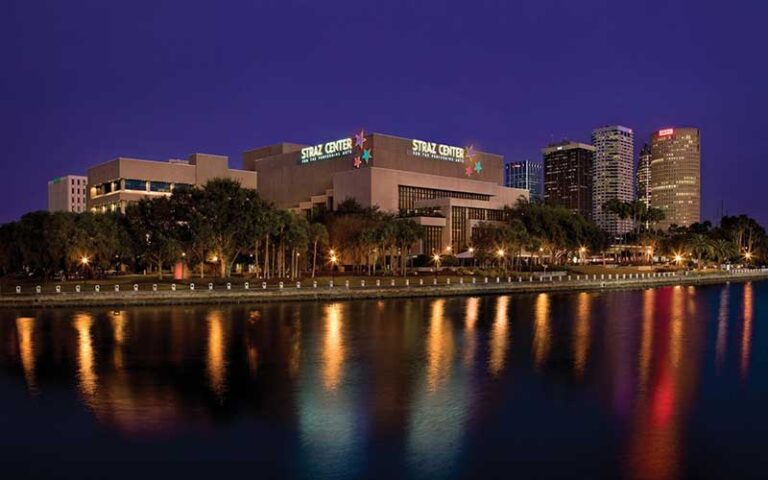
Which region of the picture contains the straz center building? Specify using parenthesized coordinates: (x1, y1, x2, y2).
(244, 132, 527, 255)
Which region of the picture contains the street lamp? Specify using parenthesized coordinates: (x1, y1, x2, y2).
(80, 256, 89, 266)
(432, 253, 441, 280)
(674, 253, 683, 266)
(579, 246, 587, 264)
(744, 251, 753, 266)
(497, 248, 506, 273)
(330, 253, 338, 281)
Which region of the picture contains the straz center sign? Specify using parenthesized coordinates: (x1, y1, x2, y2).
(411, 139, 465, 163)
(299, 137, 353, 164)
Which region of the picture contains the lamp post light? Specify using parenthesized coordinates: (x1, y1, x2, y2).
(432, 253, 441, 280)
(468, 247, 475, 267)
(497, 248, 505, 273)
(579, 246, 587, 264)
(330, 253, 338, 281)
(674, 253, 684, 267)
(744, 251, 753, 267)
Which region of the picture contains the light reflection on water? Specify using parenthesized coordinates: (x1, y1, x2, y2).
(0, 281, 766, 479)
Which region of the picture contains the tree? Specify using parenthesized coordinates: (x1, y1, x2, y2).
(309, 223, 329, 278)
(124, 197, 180, 279)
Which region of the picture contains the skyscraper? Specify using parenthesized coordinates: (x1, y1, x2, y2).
(650, 128, 701, 229)
(504, 160, 543, 201)
(542, 141, 594, 219)
(591, 125, 634, 236)
(636, 143, 651, 208)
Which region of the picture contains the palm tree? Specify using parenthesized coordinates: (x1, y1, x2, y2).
(309, 223, 329, 278)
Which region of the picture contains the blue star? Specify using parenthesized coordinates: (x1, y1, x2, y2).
(474, 161, 482, 174)
(362, 149, 372, 163)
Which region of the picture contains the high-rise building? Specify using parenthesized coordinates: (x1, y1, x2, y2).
(650, 128, 701, 229)
(636, 143, 652, 208)
(504, 160, 543, 201)
(542, 141, 594, 219)
(591, 125, 634, 236)
(48, 175, 87, 213)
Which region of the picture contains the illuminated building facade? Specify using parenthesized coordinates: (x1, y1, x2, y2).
(243, 132, 527, 254)
(87, 153, 257, 213)
(650, 128, 701, 229)
(542, 141, 594, 219)
(48, 174, 87, 213)
(591, 125, 634, 236)
(504, 160, 543, 201)
(636, 143, 652, 208)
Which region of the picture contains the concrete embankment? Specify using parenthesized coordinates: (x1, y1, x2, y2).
(1, 270, 766, 309)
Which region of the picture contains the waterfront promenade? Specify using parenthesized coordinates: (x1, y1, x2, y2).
(2, 268, 766, 308)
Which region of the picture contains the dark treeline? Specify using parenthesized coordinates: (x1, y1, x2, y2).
(1, 180, 765, 280)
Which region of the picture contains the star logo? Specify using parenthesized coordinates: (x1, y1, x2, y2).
(474, 161, 483, 174)
(355, 129, 366, 149)
(465, 145, 476, 161)
(353, 156, 362, 169)
(362, 149, 372, 163)
(465, 165, 473, 176)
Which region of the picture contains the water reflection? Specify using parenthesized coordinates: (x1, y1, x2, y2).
(322, 303, 345, 391)
(206, 310, 227, 399)
(741, 282, 754, 380)
(489, 296, 509, 376)
(533, 293, 551, 368)
(573, 292, 591, 378)
(15, 317, 37, 394)
(0, 283, 764, 479)
(426, 299, 453, 392)
(74, 313, 98, 402)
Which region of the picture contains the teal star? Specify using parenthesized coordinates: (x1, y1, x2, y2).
(362, 149, 372, 163)
(474, 161, 483, 174)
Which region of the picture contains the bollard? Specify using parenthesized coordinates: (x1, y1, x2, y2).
(460, 277, 464, 284)
(508, 276, 512, 283)
(519, 277, 522, 282)
(484, 277, 488, 284)
(496, 277, 500, 283)
(608, 274, 611, 280)
(601, 274, 605, 280)
(114, 285, 120, 292)
(568, 276, 571, 281)
(345, 280, 349, 289)
(227, 282, 231, 290)
(391, 279, 396, 287)
(313, 281, 317, 288)
(530, 276, 533, 282)
(419, 279, 424, 286)
(405, 279, 410, 286)
(433, 278, 437, 285)
(262, 282, 267, 289)
(279, 281, 284, 289)
(36, 285, 41, 294)
(540, 277, 543, 282)
(361, 280, 365, 287)
(296, 282, 301, 288)
(56, 285, 61, 294)
(171, 284, 176, 291)
(244, 282, 249, 290)
(208, 283, 213, 291)
(95, 285, 100, 293)
(329, 280, 334, 288)
(446, 278, 451, 285)
(376, 279, 380, 287)
(76, 285, 81, 293)
(190, 283, 195, 291)
(472, 277, 476, 284)
(134, 284, 139, 292)
(152, 284, 158, 292)
(15, 286, 21, 294)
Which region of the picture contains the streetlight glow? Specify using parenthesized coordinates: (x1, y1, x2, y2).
(81, 256, 89, 266)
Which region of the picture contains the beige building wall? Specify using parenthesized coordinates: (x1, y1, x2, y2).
(87, 153, 257, 213)
(48, 175, 87, 213)
(243, 133, 505, 209)
(650, 128, 701, 229)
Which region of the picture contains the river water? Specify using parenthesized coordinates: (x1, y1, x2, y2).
(0, 282, 766, 479)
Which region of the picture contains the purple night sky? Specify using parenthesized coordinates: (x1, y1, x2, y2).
(1, 0, 766, 224)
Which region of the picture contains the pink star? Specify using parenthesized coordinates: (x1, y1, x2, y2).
(355, 129, 367, 149)
(354, 156, 362, 169)
(465, 165, 473, 176)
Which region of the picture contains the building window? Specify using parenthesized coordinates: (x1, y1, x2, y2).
(397, 185, 491, 212)
(150, 181, 171, 193)
(124, 179, 147, 191)
(422, 226, 442, 255)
